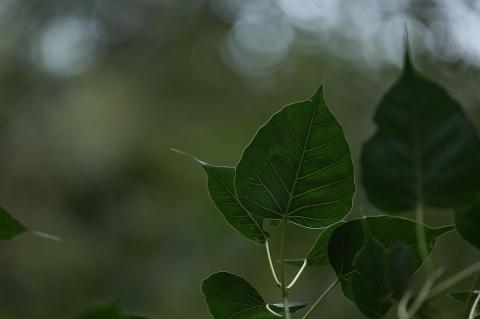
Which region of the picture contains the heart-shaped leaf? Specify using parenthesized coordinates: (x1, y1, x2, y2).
(455, 194, 480, 250)
(328, 216, 453, 300)
(74, 300, 149, 319)
(171, 149, 267, 245)
(235, 87, 355, 228)
(361, 53, 480, 212)
(0, 206, 26, 240)
(202, 272, 306, 319)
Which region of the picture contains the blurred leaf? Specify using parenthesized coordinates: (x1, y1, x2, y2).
(361, 52, 480, 212)
(455, 194, 480, 250)
(75, 301, 148, 319)
(388, 244, 413, 299)
(235, 87, 355, 228)
(171, 149, 267, 245)
(0, 206, 27, 240)
(351, 235, 393, 319)
(328, 216, 452, 300)
(284, 222, 344, 267)
(202, 272, 304, 319)
(450, 291, 474, 303)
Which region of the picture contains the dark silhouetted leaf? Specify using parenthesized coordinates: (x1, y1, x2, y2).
(171, 149, 267, 245)
(0, 206, 26, 240)
(202, 272, 306, 319)
(351, 235, 393, 319)
(235, 87, 355, 228)
(450, 291, 473, 303)
(328, 216, 452, 300)
(361, 53, 480, 212)
(455, 194, 480, 250)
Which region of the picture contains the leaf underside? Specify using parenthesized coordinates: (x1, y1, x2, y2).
(235, 87, 355, 228)
(361, 53, 480, 212)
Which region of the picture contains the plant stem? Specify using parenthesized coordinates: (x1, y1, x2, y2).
(301, 279, 339, 319)
(464, 272, 480, 319)
(279, 218, 291, 319)
(469, 293, 480, 319)
(287, 259, 307, 290)
(428, 260, 480, 299)
(415, 201, 434, 276)
(265, 240, 281, 287)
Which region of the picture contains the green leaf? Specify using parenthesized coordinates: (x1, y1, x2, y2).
(235, 87, 355, 228)
(284, 222, 344, 267)
(269, 302, 308, 313)
(361, 52, 480, 212)
(171, 149, 267, 245)
(202, 272, 305, 319)
(75, 301, 148, 319)
(455, 194, 480, 250)
(351, 235, 393, 319)
(0, 206, 27, 240)
(450, 291, 474, 303)
(328, 216, 453, 301)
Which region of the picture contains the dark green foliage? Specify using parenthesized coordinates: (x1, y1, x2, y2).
(202, 272, 306, 319)
(361, 53, 480, 212)
(235, 87, 355, 228)
(0, 206, 26, 240)
(202, 164, 267, 245)
(455, 194, 480, 250)
(351, 235, 393, 319)
(328, 216, 452, 301)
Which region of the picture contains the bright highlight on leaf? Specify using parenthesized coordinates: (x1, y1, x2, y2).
(361, 53, 480, 212)
(202, 272, 307, 319)
(235, 87, 355, 228)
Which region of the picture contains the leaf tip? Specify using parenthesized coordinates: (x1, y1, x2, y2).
(170, 148, 207, 166)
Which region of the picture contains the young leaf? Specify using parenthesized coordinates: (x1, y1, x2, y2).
(171, 149, 267, 245)
(235, 87, 355, 228)
(455, 194, 480, 250)
(74, 300, 148, 319)
(0, 206, 27, 240)
(202, 272, 305, 319)
(328, 216, 453, 300)
(361, 53, 480, 212)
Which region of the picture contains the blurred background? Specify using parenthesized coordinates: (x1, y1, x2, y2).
(0, 0, 480, 318)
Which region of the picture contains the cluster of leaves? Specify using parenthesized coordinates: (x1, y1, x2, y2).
(185, 52, 480, 319)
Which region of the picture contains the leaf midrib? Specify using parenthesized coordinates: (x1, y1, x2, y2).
(283, 102, 318, 218)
